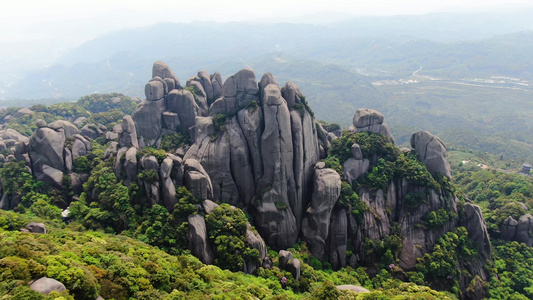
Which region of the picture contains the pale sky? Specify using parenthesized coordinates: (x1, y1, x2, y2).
(1, 0, 532, 42)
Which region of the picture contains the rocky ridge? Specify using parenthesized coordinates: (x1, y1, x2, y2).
(0, 61, 493, 299)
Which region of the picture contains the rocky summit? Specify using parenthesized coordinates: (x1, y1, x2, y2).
(0, 61, 495, 299)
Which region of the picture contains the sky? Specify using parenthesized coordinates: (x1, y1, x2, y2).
(1, 0, 532, 43)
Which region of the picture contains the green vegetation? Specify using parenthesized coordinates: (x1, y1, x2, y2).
(76, 93, 137, 115)
(454, 163, 533, 236)
(415, 227, 478, 295)
(160, 132, 189, 152)
(206, 204, 260, 272)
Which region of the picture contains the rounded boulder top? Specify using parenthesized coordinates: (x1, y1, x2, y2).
(352, 108, 385, 128)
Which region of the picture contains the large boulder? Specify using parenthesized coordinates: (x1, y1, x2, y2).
(145, 80, 165, 101)
(410, 131, 452, 179)
(223, 68, 259, 108)
(152, 61, 181, 89)
(187, 214, 214, 264)
(30, 277, 66, 295)
(166, 89, 200, 132)
(47, 120, 79, 138)
(119, 115, 139, 149)
(301, 167, 342, 259)
(132, 99, 165, 147)
(25, 222, 46, 234)
(352, 109, 394, 143)
(500, 216, 519, 240)
(462, 203, 491, 257)
(183, 159, 214, 200)
(245, 225, 268, 274)
(515, 214, 533, 247)
(29, 127, 66, 180)
(2, 129, 29, 143)
(254, 84, 298, 250)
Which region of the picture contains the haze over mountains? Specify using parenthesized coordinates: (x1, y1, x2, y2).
(3, 8, 533, 162)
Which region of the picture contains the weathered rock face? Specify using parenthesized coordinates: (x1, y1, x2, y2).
(514, 214, 533, 246)
(187, 214, 215, 265)
(29, 127, 67, 177)
(119, 116, 139, 149)
(110, 63, 492, 292)
(183, 159, 214, 200)
(500, 216, 519, 240)
(410, 131, 452, 179)
(30, 277, 66, 295)
(353, 108, 394, 144)
(132, 99, 165, 147)
(27, 120, 91, 193)
(245, 224, 268, 274)
(153, 60, 182, 89)
(301, 167, 342, 259)
(169, 66, 325, 250)
(462, 203, 491, 257)
(25, 222, 46, 234)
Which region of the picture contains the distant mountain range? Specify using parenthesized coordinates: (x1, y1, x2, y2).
(3, 11, 533, 162)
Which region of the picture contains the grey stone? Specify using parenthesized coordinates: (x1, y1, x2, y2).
(36, 119, 47, 128)
(162, 111, 181, 131)
(301, 168, 342, 259)
(184, 159, 214, 200)
(164, 78, 176, 91)
(410, 131, 452, 179)
(255, 84, 298, 250)
(145, 80, 165, 101)
(26, 222, 46, 234)
(281, 82, 301, 109)
(152, 61, 182, 88)
(15, 107, 33, 116)
(105, 132, 118, 141)
(64, 148, 72, 173)
(42, 164, 64, 187)
(104, 142, 118, 160)
(500, 216, 518, 240)
(463, 203, 491, 257)
(210, 72, 223, 101)
(2, 129, 29, 143)
(223, 68, 259, 109)
(353, 109, 395, 143)
(187, 214, 214, 264)
(351, 143, 363, 160)
(119, 115, 139, 149)
(286, 259, 301, 281)
(30, 277, 66, 295)
(245, 225, 268, 274)
(48, 120, 79, 138)
(166, 89, 199, 133)
(202, 200, 219, 214)
(73, 117, 86, 126)
(124, 147, 138, 185)
(343, 158, 370, 184)
(29, 127, 66, 180)
(515, 214, 533, 247)
(142, 155, 159, 171)
(132, 99, 165, 147)
(278, 250, 294, 270)
(80, 124, 102, 140)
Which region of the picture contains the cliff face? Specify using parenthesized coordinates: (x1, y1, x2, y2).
(121, 61, 490, 283)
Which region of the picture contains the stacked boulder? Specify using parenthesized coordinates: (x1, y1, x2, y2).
(29, 120, 91, 188)
(112, 62, 492, 293)
(128, 62, 326, 250)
